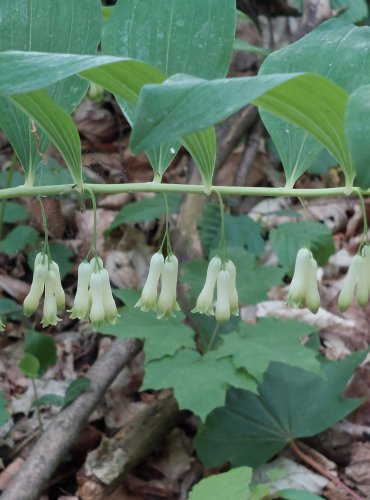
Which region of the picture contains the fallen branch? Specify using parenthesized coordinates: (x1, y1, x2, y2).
(2, 338, 143, 500)
(77, 392, 179, 499)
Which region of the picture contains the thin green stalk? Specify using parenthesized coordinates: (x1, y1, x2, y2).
(356, 189, 368, 248)
(206, 323, 220, 352)
(298, 196, 311, 248)
(31, 378, 44, 432)
(38, 197, 51, 260)
(0, 182, 364, 201)
(215, 189, 227, 262)
(84, 187, 98, 259)
(161, 193, 172, 255)
(0, 154, 17, 239)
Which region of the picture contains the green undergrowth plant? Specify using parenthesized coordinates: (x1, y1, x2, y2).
(0, 0, 370, 496)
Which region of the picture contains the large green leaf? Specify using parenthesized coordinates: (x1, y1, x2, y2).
(195, 352, 365, 467)
(99, 289, 196, 362)
(345, 85, 370, 189)
(0, 0, 101, 184)
(102, 0, 235, 184)
(189, 467, 252, 500)
(215, 318, 321, 381)
(130, 73, 350, 180)
(24, 330, 57, 376)
(259, 19, 370, 187)
(143, 348, 257, 421)
(11, 91, 83, 188)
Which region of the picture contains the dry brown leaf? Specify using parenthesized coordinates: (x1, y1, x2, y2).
(0, 457, 24, 491)
(104, 250, 139, 289)
(345, 442, 370, 496)
(0, 275, 30, 302)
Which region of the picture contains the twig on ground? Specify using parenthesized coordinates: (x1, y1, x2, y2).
(2, 338, 143, 500)
(76, 392, 179, 499)
(290, 440, 364, 500)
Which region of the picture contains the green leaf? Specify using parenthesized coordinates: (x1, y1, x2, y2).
(108, 193, 181, 230)
(270, 221, 335, 273)
(102, 0, 235, 183)
(333, 0, 368, 22)
(345, 85, 370, 189)
(0, 391, 9, 427)
(34, 157, 74, 186)
(103, 0, 235, 79)
(32, 394, 64, 408)
(0, 0, 101, 183)
(11, 90, 83, 188)
(130, 72, 350, 182)
(63, 377, 91, 408)
(189, 467, 252, 500)
(234, 38, 270, 56)
(143, 348, 257, 421)
(195, 351, 365, 467)
(0, 225, 39, 256)
(0, 298, 22, 317)
(215, 318, 321, 381)
(278, 490, 324, 500)
(24, 330, 57, 376)
(259, 19, 370, 187)
(99, 289, 196, 362)
(2, 202, 28, 223)
(19, 353, 40, 378)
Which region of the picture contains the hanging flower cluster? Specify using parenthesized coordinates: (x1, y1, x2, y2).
(288, 247, 320, 314)
(69, 256, 119, 329)
(135, 252, 180, 319)
(22, 253, 118, 330)
(192, 256, 239, 323)
(338, 246, 370, 312)
(23, 253, 65, 327)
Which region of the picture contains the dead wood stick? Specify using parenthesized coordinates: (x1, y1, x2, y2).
(77, 393, 179, 499)
(2, 338, 143, 500)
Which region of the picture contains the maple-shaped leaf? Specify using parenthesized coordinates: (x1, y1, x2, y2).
(142, 348, 257, 421)
(195, 351, 365, 467)
(215, 318, 321, 381)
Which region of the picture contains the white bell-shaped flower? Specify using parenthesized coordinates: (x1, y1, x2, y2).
(288, 248, 311, 308)
(215, 270, 231, 324)
(156, 254, 180, 319)
(50, 261, 65, 311)
(135, 252, 165, 312)
(192, 256, 222, 315)
(225, 260, 239, 316)
(338, 254, 368, 312)
(305, 256, 320, 314)
(90, 255, 103, 273)
(100, 268, 119, 324)
(23, 255, 48, 316)
(89, 271, 106, 329)
(69, 261, 92, 320)
(41, 269, 61, 327)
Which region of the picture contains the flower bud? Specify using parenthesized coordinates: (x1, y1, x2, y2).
(215, 270, 231, 324)
(338, 255, 362, 312)
(135, 252, 164, 312)
(156, 254, 180, 319)
(50, 261, 65, 311)
(225, 260, 239, 316)
(69, 261, 92, 320)
(288, 248, 311, 308)
(35, 252, 46, 267)
(305, 257, 320, 314)
(363, 245, 370, 290)
(192, 256, 222, 315)
(100, 268, 119, 324)
(23, 262, 48, 316)
(41, 269, 60, 327)
(89, 271, 105, 329)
